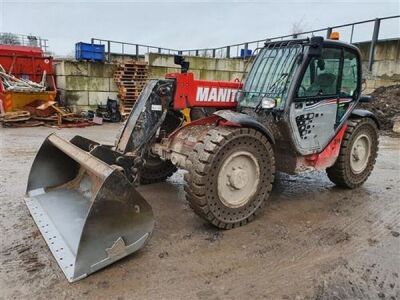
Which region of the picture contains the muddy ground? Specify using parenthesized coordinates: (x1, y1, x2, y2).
(0, 123, 399, 300)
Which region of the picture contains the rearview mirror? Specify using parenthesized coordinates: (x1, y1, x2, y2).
(308, 36, 323, 57)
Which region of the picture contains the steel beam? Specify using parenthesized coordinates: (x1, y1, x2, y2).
(107, 40, 111, 62)
(326, 27, 332, 39)
(368, 18, 381, 71)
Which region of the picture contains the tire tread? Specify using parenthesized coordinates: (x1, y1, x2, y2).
(326, 118, 379, 188)
(185, 126, 275, 229)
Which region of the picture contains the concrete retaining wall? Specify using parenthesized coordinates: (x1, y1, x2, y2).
(355, 39, 400, 94)
(146, 53, 247, 82)
(54, 61, 119, 110)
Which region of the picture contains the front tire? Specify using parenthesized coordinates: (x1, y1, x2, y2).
(139, 155, 177, 185)
(184, 127, 275, 229)
(326, 118, 379, 188)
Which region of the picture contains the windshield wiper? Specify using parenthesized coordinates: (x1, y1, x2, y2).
(268, 73, 288, 92)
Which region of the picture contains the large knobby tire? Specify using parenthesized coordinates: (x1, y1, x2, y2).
(326, 118, 379, 189)
(140, 155, 177, 185)
(184, 127, 275, 229)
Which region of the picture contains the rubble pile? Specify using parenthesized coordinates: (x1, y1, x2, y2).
(359, 85, 400, 132)
(0, 65, 46, 92)
(0, 100, 92, 128)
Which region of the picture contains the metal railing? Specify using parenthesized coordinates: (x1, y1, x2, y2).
(93, 15, 399, 70)
(91, 38, 181, 61)
(0, 33, 49, 53)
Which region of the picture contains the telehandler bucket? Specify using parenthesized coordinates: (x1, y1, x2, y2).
(25, 134, 154, 282)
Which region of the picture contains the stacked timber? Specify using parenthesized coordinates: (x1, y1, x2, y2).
(113, 61, 148, 115)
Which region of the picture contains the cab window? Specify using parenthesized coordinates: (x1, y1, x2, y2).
(297, 48, 341, 98)
(340, 50, 358, 97)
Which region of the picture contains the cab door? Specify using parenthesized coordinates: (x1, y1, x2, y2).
(288, 46, 359, 155)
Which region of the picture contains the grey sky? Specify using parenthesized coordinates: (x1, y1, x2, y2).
(0, 0, 399, 55)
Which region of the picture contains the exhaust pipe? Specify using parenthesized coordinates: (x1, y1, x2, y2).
(25, 134, 154, 282)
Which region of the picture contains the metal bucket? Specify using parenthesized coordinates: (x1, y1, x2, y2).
(25, 134, 154, 282)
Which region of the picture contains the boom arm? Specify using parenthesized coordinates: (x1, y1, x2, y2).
(165, 72, 242, 109)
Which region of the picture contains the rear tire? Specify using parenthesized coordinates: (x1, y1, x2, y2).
(184, 127, 275, 229)
(326, 118, 379, 188)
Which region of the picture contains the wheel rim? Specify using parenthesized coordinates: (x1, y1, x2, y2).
(350, 133, 371, 174)
(217, 151, 260, 208)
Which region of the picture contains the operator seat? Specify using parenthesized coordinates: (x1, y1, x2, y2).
(306, 73, 337, 96)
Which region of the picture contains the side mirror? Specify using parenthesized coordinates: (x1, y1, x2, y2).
(308, 36, 323, 57)
(359, 95, 373, 103)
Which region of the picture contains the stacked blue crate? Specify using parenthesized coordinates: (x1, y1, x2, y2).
(75, 42, 105, 62)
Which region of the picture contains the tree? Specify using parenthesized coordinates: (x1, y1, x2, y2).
(291, 19, 308, 38)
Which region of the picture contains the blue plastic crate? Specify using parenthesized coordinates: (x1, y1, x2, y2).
(75, 42, 105, 62)
(240, 48, 252, 58)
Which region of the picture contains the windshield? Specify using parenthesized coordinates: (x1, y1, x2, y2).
(238, 42, 304, 109)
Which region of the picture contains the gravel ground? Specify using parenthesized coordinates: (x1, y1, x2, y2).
(0, 123, 399, 300)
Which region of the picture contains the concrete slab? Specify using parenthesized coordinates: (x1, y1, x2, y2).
(64, 90, 89, 106)
(59, 61, 89, 76)
(109, 79, 119, 92)
(88, 91, 118, 105)
(87, 77, 110, 92)
(88, 62, 117, 78)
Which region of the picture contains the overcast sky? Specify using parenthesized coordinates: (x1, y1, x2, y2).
(0, 0, 399, 55)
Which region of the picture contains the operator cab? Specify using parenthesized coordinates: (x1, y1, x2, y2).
(237, 36, 362, 157)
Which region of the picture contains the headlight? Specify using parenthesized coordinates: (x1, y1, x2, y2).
(261, 97, 277, 109)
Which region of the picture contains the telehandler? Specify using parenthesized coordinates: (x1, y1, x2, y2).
(25, 35, 379, 282)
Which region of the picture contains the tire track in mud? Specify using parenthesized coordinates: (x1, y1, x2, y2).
(173, 178, 400, 299)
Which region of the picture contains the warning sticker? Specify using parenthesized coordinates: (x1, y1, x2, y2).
(151, 104, 162, 111)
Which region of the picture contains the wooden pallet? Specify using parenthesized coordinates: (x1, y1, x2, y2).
(113, 60, 149, 115)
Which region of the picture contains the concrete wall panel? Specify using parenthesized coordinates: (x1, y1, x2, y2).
(88, 92, 118, 105)
(87, 77, 110, 92)
(63, 91, 89, 106)
(109, 79, 119, 92)
(60, 61, 89, 76)
(88, 63, 117, 78)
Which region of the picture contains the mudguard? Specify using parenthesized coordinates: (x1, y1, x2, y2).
(213, 110, 275, 144)
(350, 109, 380, 129)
